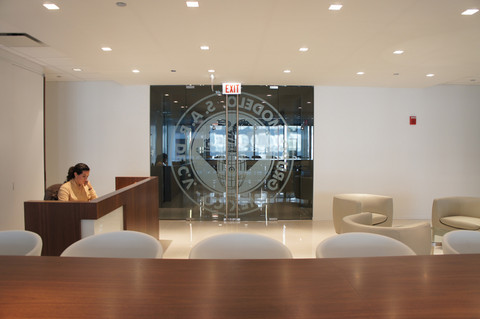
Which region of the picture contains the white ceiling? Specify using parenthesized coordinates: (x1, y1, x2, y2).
(0, 0, 479, 88)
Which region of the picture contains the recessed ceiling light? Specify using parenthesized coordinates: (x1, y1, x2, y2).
(116, 2, 127, 7)
(426, 73, 435, 77)
(269, 85, 279, 89)
(208, 69, 215, 73)
(283, 70, 291, 73)
(132, 69, 140, 73)
(461, 8, 478, 15)
(72, 68, 82, 72)
(43, 3, 59, 10)
(393, 50, 404, 55)
(357, 71, 365, 75)
(186, 1, 199, 8)
(329, 4, 343, 11)
(101, 47, 112, 52)
(299, 47, 309, 52)
(200, 45, 210, 50)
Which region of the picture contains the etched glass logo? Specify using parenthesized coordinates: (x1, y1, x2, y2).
(172, 92, 292, 217)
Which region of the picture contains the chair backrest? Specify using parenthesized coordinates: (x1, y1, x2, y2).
(61, 231, 163, 258)
(316, 232, 416, 258)
(0, 230, 43, 256)
(341, 212, 432, 255)
(44, 183, 62, 200)
(442, 230, 480, 254)
(189, 233, 293, 259)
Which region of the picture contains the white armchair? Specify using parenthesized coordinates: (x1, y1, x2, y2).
(0, 230, 43, 256)
(316, 232, 415, 258)
(333, 194, 393, 233)
(442, 230, 480, 254)
(432, 197, 480, 237)
(189, 233, 292, 259)
(341, 212, 432, 255)
(61, 231, 163, 258)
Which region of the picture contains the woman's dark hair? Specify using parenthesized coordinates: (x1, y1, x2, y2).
(66, 163, 90, 182)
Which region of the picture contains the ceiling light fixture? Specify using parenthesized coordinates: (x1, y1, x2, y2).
(132, 69, 140, 73)
(357, 71, 365, 75)
(461, 8, 478, 15)
(116, 2, 127, 7)
(101, 47, 112, 51)
(283, 70, 291, 73)
(208, 69, 215, 73)
(72, 68, 82, 72)
(186, 1, 199, 8)
(329, 4, 343, 11)
(43, 3, 59, 10)
(393, 50, 404, 55)
(426, 73, 435, 77)
(200, 45, 209, 50)
(299, 47, 309, 52)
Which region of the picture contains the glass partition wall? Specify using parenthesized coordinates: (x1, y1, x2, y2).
(151, 85, 313, 221)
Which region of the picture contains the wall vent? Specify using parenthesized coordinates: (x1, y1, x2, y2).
(0, 33, 45, 47)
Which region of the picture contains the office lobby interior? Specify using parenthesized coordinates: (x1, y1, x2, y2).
(1, 1, 480, 317)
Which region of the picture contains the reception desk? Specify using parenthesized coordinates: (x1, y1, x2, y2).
(24, 177, 159, 256)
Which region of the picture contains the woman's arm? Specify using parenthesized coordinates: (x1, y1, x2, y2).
(57, 183, 69, 201)
(86, 181, 98, 200)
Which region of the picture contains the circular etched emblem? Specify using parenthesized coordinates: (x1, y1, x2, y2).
(172, 92, 292, 217)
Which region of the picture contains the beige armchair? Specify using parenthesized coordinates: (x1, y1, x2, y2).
(316, 232, 415, 258)
(432, 197, 480, 237)
(333, 194, 393, 233)
(442, 230, 480, 254)
(341, 212, 432, 255)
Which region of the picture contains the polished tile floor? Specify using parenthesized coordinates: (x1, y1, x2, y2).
(159, 219, 441, 258)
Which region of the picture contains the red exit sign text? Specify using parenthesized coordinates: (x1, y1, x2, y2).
(222, 83, 242, 95)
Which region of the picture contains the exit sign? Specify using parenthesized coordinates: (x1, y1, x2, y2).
(222, 83, 241, 95)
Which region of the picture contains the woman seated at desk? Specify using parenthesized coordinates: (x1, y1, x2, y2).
(58, 163, 98, 201)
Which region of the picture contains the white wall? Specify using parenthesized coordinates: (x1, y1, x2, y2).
(45, 81, 150, 196)
(0, 49, 44, 230)
(313, 85, 480, 220)
(45, 81, 480, 221)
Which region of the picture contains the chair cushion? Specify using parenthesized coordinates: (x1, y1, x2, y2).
(440, 216, 480, 230)
(370, 213, 388, 225)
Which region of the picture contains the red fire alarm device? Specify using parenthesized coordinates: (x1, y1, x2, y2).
(410, 116, 416, 125)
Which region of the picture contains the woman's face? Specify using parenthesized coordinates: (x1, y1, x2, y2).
(74, 170, 90, 186)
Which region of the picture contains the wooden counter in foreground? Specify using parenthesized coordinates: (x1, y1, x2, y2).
(24, 176, 159, 256)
